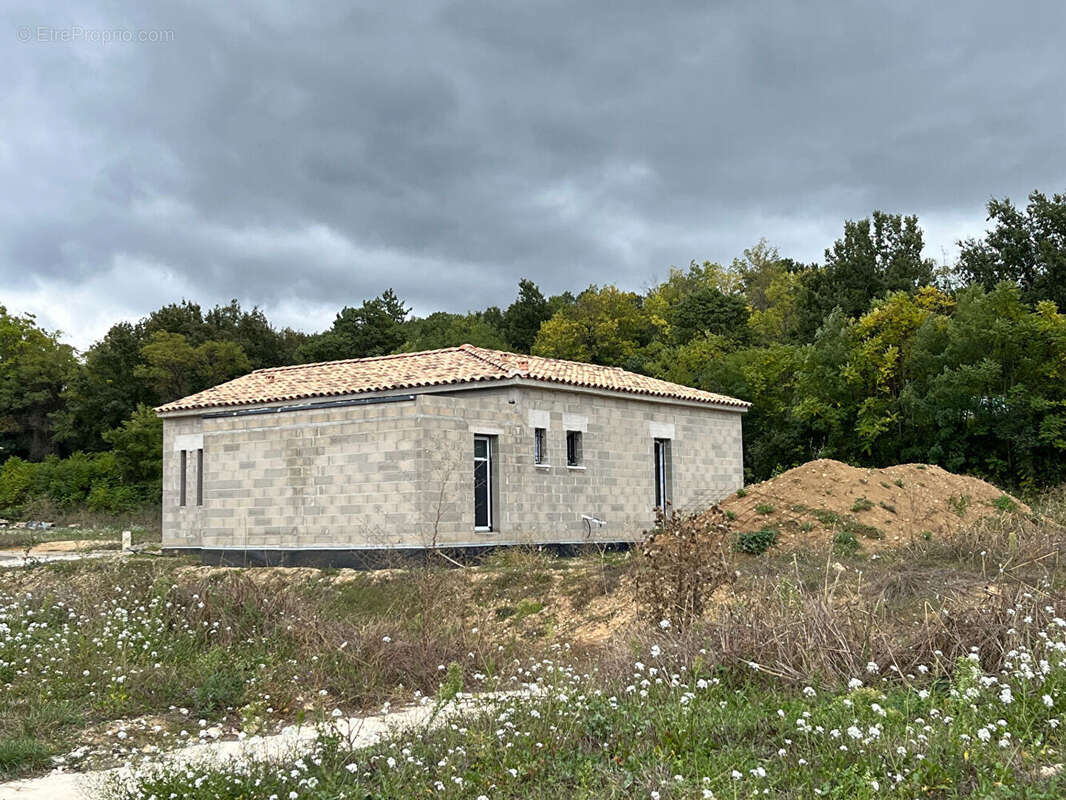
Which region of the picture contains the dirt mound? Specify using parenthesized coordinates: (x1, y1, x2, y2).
(718, 459, 1029, 553)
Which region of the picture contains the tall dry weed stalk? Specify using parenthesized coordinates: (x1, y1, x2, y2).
(633, 505, 734, 630)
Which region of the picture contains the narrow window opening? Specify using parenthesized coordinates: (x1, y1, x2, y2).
(566, 430, 583, 467)
(654, 438, 672, 510)
(179, 449, 187, 507)
(473, 435, 494, 531)
(534, 427, 547, 464)
(196, 448, 204, 506)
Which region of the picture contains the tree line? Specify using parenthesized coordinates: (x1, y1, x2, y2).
(3, 189, 1066, 514)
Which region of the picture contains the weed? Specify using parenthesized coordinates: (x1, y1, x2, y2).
(851, 496, 874, 513)
(811, 508, 843, 526)
(735, 487, 748, 498)
(811, 508, 883, 540)
(832, 529, 860, 556)
(724, 510, 737, 521)
(754, 503, 775, 515)
(879, 501, 897, 514)
(846, 519, 884, 540)
(894, 478, 905, 488)
(634, 506, 733, 629)
(949, 493, 971, 517)
(993, 495, 1018, 512)
(103, 588, 1066, 800)
(799, 521, 814, 532)
(735, 527, 778, 555)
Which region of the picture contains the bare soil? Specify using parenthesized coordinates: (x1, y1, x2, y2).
(718, 458, 1029, 552)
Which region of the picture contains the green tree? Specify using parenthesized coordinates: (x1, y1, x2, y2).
(798, 212, 934, 338)
(204, 300, 306, 369)
(402, 312, 509, 351)
(670, 286, 751, 346)
(134, 332, 199, 401)
(957, 190, 1066, 310)
(53, 322, 152, 452)
(298, 289, 410, 362)
(0, 307, 77, 460)
(142, 300, 209, 344)
(502, 279, 552, 352)
(102, 404, 163, 491)
(532, 285, 656, 369)
(134, 332, 251, 403)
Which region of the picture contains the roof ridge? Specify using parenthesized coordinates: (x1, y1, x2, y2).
(458, 344, 524, 376)
(251, 345, 466, 374)
(155, 342, 751, 413)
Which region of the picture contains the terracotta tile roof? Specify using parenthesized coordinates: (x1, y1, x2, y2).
(155, 345, 750, 413)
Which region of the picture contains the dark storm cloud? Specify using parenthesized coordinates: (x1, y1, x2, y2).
(2, 1, 1064, 346)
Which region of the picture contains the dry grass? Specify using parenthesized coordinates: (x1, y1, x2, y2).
(597, 498, 1066, 690)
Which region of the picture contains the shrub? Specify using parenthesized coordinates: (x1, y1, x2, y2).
(634, 506, 733, 629)
(735, 527, 778, 555)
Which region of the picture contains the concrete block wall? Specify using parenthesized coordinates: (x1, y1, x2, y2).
(417, 385, 744, 545)
(160, 384, 744, 550)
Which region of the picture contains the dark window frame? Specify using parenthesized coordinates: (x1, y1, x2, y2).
(196, 448, 204, 506)
(566, 430, 583, 467)
(473, 434, 494, 531)
(653, 438, 672, 510)
(534, 427, 547, 465)
(179, 449, 187, 507)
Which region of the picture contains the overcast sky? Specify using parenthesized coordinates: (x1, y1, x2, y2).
(3, 2, 1064, 350)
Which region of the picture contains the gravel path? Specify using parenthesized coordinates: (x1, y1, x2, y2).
(0, 699, 452, 799)
(0, 551, 117, 569)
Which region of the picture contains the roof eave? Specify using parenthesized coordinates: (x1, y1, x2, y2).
(155, 375, 749, 418)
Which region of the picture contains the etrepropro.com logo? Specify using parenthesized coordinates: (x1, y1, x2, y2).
(17, 25, 175, 43)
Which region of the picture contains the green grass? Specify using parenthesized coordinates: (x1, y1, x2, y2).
(754, 503, 775, 515)
(736, 487, 748, 498)
(832, 529, 861, 556)
(0, 558, 521, 779)
(102, 635, 1066, 800)
(0, 737, 56, 778)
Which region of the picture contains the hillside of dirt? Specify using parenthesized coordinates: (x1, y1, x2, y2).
(718, 459, 1029, 553)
